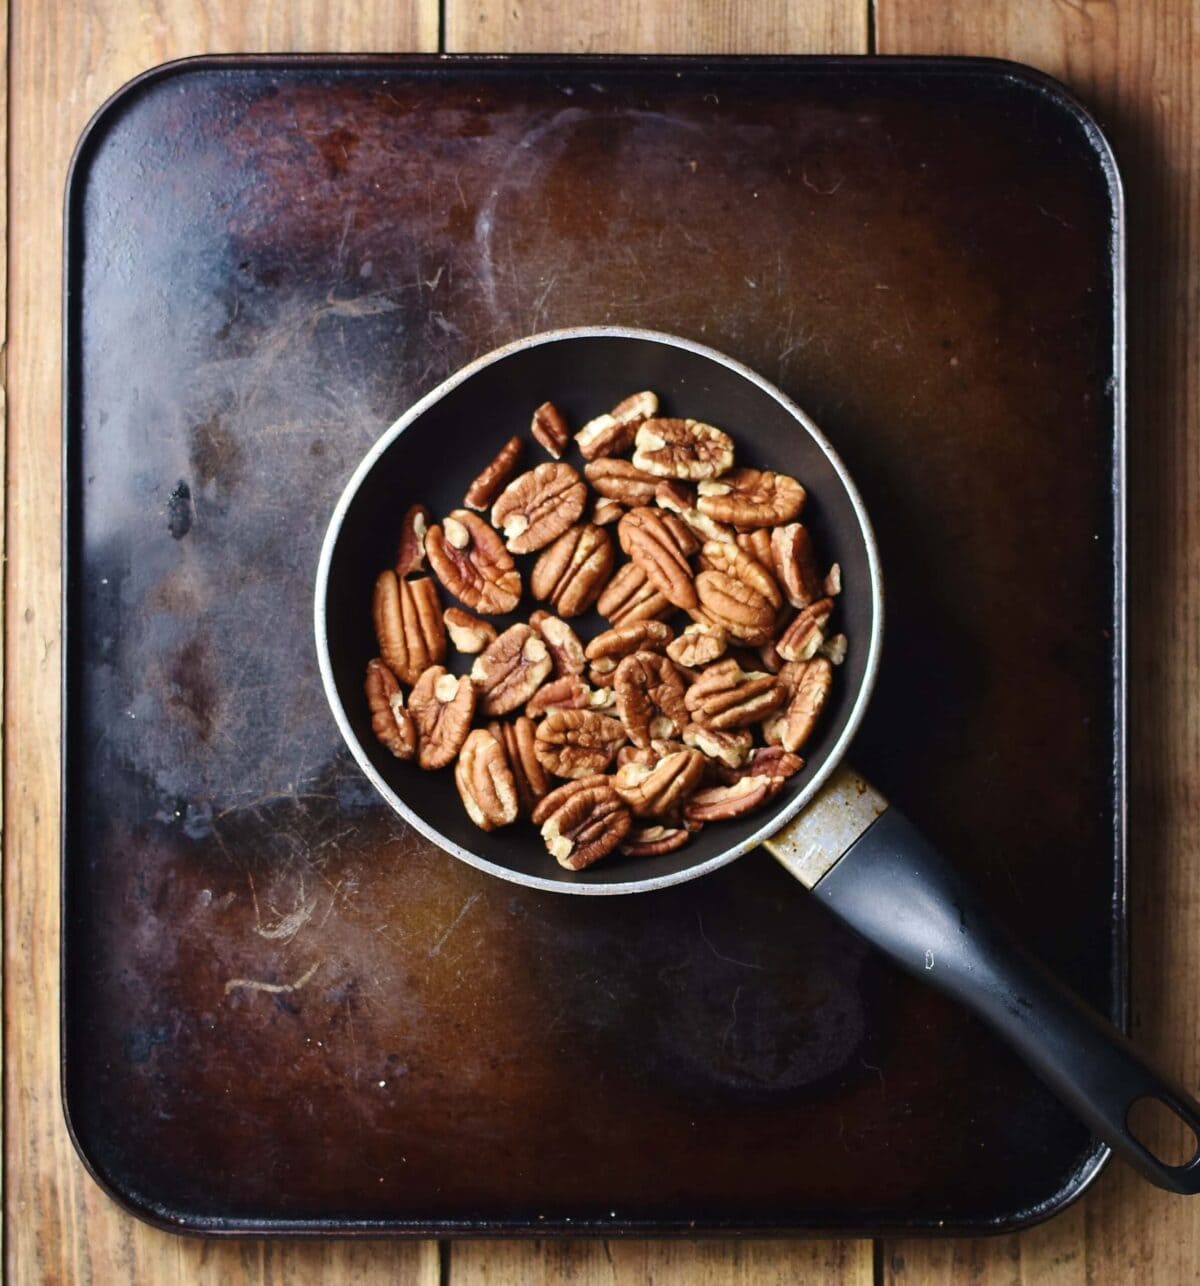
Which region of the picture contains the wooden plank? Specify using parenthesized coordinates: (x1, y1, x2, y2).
(445, 0, 866, 54)
(443, 8, 874, 1286)
(877, 0, 1200, 1280)
(449, 1239, 874, 1285)
(5, 5, 439, 1282)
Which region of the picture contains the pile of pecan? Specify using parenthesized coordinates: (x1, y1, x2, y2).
(364, 392, 845, 871)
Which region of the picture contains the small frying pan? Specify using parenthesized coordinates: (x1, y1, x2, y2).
(316, 327, 1200, 1194)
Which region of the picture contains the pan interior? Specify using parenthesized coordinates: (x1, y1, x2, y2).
(319, 332, 879, 890)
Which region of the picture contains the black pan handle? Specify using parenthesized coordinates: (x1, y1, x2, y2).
(771, 786, 1200, 1193)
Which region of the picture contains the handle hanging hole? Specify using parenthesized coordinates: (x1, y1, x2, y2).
(1127, 1096, 1200, 1167)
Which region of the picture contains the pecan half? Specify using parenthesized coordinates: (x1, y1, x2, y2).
(620, 824, 693, 857)
(530, 522, 614, 616)
(596, 561, 673, 627)
(683, 658, 786, 730)
(618, 507, 698, 610)
(464, 436, 524, 511)
(734, 527, 773, 568)
(575, 390, 658, 460)
(491, 462, 587, 554)
(525, 673, 592, 719)
(666, 621, 727, 668)
(699, 540, 783, 611)
(531, 775, 632, 870)
(395, 504, 431, 578)
(694, 569, 776, 646)
(716, 745, 805, 786)
(591, 496, 625, 526)
(614, 651, 689, 748)
(426, 510, 521, 615)
(632, 418, 735, 480)
(409, 666, 476, 770)
(372, 571, 447, 686)
(443, 606, 498, 655)
(487, 716, 549, 815)
(584, 619, 674, 681)
(655, 480, 736, 543)
(614, 748, 707, 818)
(533, 709, 627, 779)
(682, 723, 754, 769)
(471, 623, 554, 716)
(696, 468, 805, 528)
(770, 523, 824, 609)
(455, 728, 519, 830)
(585, 458, 662, 506)
(364, 658, 417, 759)
(531, 401, 570, 459)
(776, 597, 835, 663)
(765, 656, 833, 753)
(530, 611, 586, 675)
(684, 774, 787, 823)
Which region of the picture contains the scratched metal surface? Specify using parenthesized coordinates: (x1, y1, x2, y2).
(63, 57, 1120, 1233)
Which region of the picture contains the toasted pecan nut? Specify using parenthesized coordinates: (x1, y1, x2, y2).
(395, 504, 431, 578)
(614, 651, 689, 748)
(694, 569, 776, 646)
(426, 510, 521, 615)
(525, 673, 592, 719)
(614, 748, 706, 818)
(620, 824, 693, 857)
(770, 523, 824, 609)
(735, 527, 773, 568)
(776, 597, 835, 662)
(591, 496, 624, 526)
(716, 745, 805, 786)
(765, 656, 833, 753)
(364, 659, 417, 759)
(488, 716, 549, 814)
(530, 611, 586, 675)
(533, 709, 627, 779)
(682, 723, 753, 769)
(632, 418, 735, 480)
(532, 775, 632, 870)
(666, 621, 727, 669)
(443, 606, 498, 655)
(491, 462, 587, 554)
(531, 401, 570, 458)
(696, 468, 805, 528)
(757, 638, 784, 673)
(616, 739, 684, 769)
(372, 571, 447, 686)
(584, 620, 674, 681)
(530, 522, 614, 616)
(699, 540, 782, 611)
(455, 728, 519, 830)
(464, 436, 524, 511)
(684, 774, 786, 823)
(618, 507, 698, 610)
(585, 458, 662, 506)
(655, 480, 736, 543)
(409, 666, 476, 770)
(471, 623, 554, 716)
(596, 561, 673, 627)
(575, 390, 658, 460)
(683, 658, 786, 730)
(821, 633, 849, 666)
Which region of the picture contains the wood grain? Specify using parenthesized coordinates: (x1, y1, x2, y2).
(445, 0, 866, 53)
(5, 4, 438, 1282)
(448, 1239, 874, 1284)
(878, 0, 1200, 1279)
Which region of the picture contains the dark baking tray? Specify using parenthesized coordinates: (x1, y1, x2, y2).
(62, 55, 1124, 1236)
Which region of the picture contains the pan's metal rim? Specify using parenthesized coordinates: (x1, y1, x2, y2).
(314, 325, 884, 896)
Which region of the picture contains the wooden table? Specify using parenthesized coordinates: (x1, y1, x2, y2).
(7, 1, 1197, 1281)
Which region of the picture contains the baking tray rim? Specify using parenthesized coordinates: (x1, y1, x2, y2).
(58, 51, 1127, 1239)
